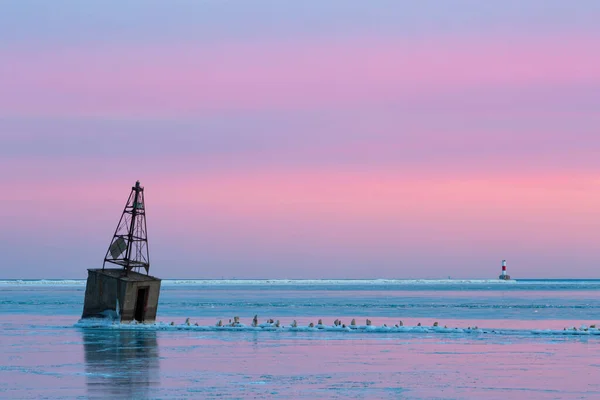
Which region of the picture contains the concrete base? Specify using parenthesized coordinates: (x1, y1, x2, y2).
(82, 268, 161, 323)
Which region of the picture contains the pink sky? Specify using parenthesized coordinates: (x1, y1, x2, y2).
(1, 2, 599, 278)
(1, 36, 599, 117)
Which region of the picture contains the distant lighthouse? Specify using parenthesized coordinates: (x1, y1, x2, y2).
(498, 259, 511, 280)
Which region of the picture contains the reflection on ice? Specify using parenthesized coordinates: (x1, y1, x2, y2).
(82, 329, 160, 398)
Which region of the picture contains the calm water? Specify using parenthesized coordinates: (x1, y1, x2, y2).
(1, 279, 600, 399)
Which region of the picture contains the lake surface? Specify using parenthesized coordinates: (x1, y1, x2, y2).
(1, 279, 599, 399)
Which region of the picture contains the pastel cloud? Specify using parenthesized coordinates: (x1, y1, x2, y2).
(2, 167, 599, 278)
(1, 36, 599, 117)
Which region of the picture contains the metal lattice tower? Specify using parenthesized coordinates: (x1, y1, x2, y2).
(103, 181, 150, 274)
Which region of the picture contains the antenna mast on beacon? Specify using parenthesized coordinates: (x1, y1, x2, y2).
(103, 180, 150, 276)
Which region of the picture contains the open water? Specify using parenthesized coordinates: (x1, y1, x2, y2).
(1, 279, 600, 399)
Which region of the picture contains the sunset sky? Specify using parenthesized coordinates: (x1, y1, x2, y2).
(1, 1, 599, 279)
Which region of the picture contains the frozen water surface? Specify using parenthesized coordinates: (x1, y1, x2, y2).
(1, 280, 600, 399)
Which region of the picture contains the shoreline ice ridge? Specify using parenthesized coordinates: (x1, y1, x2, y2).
(74, 318, 600, 337)
(162, 279, 519, 286)
(0, 278, 523, 286)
